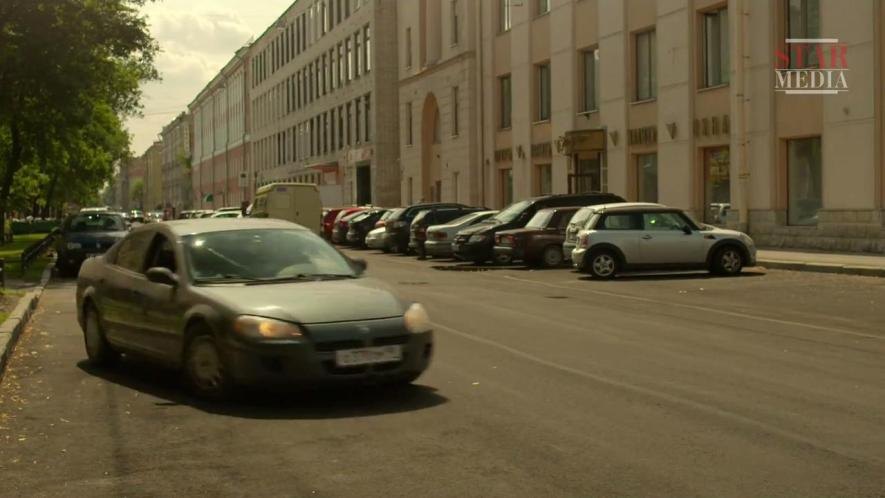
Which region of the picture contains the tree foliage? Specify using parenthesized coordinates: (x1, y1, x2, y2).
(0, 0, 158, 228)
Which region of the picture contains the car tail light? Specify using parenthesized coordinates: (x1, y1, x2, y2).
(431, 232, 447, 240)
(375, 221, 386, 228)
(578, 233, 591, 249)
(498, 234, 514, 246)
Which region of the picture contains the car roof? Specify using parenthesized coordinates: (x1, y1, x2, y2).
(584, 202, 670, 213)
(158, 217, 307, 236)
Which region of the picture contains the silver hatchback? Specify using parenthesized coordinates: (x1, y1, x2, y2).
(571, 203, 756, 278)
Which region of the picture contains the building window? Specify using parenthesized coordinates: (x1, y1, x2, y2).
(704, 147, 731, 224)
(536, 164, 552, 195)
(364, 94, 371, 142)
(582, 48, 599, 112)
(787, 0, 820, 68)
(635, 30, 656, 101)
(354, 31, 362, 77)
(346, 38, 353, 81)
(499, 0, 512, 33)
(355, 98, 361, 144)
(451, 0, 460, 45)
(787, 137, 822, 225)
(451, 86, 459, 136)
(499, 75, 512, 129)
(364, 25, 371, 72)
(406, 102, 413, 145)
(406, 27, 413, 68)
(702, 8, 729, 87)
(637, 153, 658, 203)
(338, 43, 345, 83)
(537, 63, 551, 121)
(346, 102, 352, 145)
(537, 0, 550, 16)
(500, 169, 513, 206)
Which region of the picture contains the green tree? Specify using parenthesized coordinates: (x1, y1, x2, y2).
(0, 0, 158, 231)
(130, 179, 144, 209)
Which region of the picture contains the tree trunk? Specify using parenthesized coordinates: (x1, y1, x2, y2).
(42, 173, 59, 219)
(0, 114, 23, 243)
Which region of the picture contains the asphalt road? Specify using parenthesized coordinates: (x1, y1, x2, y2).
(1, 252, 885, 498)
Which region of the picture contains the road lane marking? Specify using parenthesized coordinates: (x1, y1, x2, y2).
(500, 274, 883, 341)
(431, 320, 881, 465)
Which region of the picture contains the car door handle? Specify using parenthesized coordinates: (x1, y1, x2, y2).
(641, 234, 653, 240)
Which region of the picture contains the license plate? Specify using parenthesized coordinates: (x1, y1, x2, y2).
(335, 345, 402, 367)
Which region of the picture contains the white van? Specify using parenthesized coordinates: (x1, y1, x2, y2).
(250, 183, 322, 234)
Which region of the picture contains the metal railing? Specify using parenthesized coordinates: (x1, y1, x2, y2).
(20, 231, 56, 276)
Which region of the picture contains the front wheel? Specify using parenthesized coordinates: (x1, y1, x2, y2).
(588, 250, 618, 279)
(83, 305, 119, 366)
(493, 252, 513, 265)
(711, 246, 744, 276)
(183, 333, 233, 400)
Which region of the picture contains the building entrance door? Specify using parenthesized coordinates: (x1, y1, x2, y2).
(356, 163, 372, 205)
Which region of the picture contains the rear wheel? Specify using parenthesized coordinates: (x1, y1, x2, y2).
(588, 250, 618, 279)
(541, 245, 564, 268)
(83, 305, 119, 366)
(183, 332, 232, 400)
(493, 252, 513, 265)
(711, 246, 744, 276)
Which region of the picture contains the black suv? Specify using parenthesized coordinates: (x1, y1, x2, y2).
(409, 206, 486, 258)
(452, 192, 625, 264)
(386, 203, 467, 253)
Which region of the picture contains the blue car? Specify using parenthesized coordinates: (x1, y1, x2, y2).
(55, 212, 129, 277)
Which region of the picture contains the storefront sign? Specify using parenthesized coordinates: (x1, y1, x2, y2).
(532, 142, 552, 158)
(495, 148, 513, 163)
(555, 130, 605, 155)
(693, 115, 730, 137)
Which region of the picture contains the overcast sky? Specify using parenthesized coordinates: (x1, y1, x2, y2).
(125, 0, 293, 155)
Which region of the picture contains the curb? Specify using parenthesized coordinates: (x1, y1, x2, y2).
(758, 259, 885, 278)
(0, 261, 53, 383)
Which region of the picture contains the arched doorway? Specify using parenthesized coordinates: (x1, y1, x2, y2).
(421, 93, 442, 202)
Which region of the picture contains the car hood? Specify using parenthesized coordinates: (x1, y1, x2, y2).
(705, 226, 751, 241)
(197, 277, 407, 325)
(64, 231, 128, 244)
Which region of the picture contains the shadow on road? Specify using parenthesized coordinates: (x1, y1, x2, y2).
(575, 269, 767, 282)
(77, 359, 448, 420)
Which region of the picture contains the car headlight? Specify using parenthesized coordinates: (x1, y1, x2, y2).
(468, 234, 488, 243)
(66, 242, 82, 250)
(403, 303, 432, 334)
(233, 315, 304, 340)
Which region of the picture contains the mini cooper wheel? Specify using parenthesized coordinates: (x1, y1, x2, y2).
(494, 252, 513, 265)
(184, 333, 232, 400)
(83, 305, 119, 366)
(588, 250, 618, 279)
(541, 245, 564, 268)
(712, 246, 744, 276)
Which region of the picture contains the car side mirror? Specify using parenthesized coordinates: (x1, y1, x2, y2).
(682, 225, 693, 235)
(350, 257, 367, 275)
(146, 267, 179, 286)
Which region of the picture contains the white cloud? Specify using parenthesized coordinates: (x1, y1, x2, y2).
(126, 0, 292, 155)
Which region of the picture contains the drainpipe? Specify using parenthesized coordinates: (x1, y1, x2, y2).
(736, 0, 751, 232)
(476, 0, 486, 207)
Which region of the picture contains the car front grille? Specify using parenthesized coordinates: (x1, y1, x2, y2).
(313, 339, 364, 352)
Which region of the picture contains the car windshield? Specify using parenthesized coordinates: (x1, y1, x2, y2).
(447, 212, 483, 226)
(525, 210, 554, 229)
(184, 229, 356, 283)
(67, 213, 126, 232)
(492, 200, 531, 224)
(386, 208, 406, 221)
(569, 207, 594, 228)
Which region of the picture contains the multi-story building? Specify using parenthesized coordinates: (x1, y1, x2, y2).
(248, 0, 400, 207)
(144, 140, 164, 211)
(465, 0, 884, 253)
(160, 112, 192, 213)
(398, 0, 483, 205)
(126, 155, 146, 210)
(190, 46, 250, 210)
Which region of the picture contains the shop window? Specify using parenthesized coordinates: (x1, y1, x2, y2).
(787, 137, 822, 225)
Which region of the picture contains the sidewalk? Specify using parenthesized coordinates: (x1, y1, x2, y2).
(756, 249, 885, 277)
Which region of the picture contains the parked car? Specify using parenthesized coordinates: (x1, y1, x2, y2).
(346, 209, 389, 247)
(425, 210, 498, 258)
(570, 203, 756, 279)
(210, 210, 242, 219)
(453, 193, 625, 264)
(493, 207, 580, 267)
(55, 211, 129, 277)
(251, 183, 322, 234)
(365, 226, 389, 250)
(75, 218, 434, 399)
(328, 207, 367, 242)
(386, 203, 468, 254)
(331, 209, 369, 244)
(409, 206, 486, 259)
(322, 208, 346, 239)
